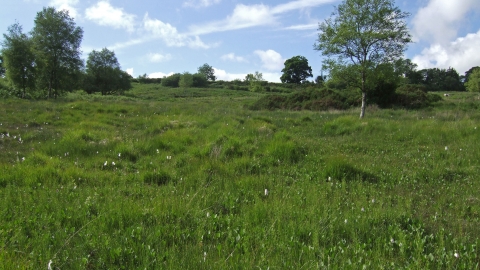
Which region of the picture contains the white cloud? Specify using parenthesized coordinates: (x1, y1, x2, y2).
(189, 0, 335, 35)
(49, 0, 79, 18)
(254, 50, 285, 71)
(412, 0, 480, 44)
(214, 68, 281, 82)
(221, 53, 248, 63)
(143, 14, 212, 49)
(283, 23, 318, 30)
(85, 1, 136, 33)
(148, 53, 172, 63)
(213, 68, 247, 81)
(183, 0, 221, 8)
(149, 72, 175, 78)
(412, 30, 480, 74)
(126, 68, 134, 77)
(271, 0, 336, 14)
(262, 72, 282, 83)
(189, 4, 276, 35)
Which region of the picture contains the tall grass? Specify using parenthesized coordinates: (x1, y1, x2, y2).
(0, 86, 479, 268)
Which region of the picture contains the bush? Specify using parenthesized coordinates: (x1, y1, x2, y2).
(394, 84, 430, 109)
(250, 88, 357, 111)
(192, 73, 208, 87)
(161, 73, 181, 87)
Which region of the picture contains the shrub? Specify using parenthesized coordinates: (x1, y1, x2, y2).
(192, 73, 208, 87)
(161, 73, 181, 87)
(394, 84, 429, 109)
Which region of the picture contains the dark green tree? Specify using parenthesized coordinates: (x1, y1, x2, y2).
(31, 7, 83, 98)
(85, 48, 130, 95)
(463, 66, 480, 84)
(0, 54, 5, 77)
(280, 56, 313, 84)
(315, 0, 411, 118)
(1, 22, 36, 98)
(197, 63, 216, 81)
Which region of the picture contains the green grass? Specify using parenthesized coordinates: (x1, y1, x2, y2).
(0, 85, 479, 269)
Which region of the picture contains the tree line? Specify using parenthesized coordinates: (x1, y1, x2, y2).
(0, 7, 131, 99)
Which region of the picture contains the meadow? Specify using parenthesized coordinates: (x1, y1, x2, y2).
(0, 84, 479, 269)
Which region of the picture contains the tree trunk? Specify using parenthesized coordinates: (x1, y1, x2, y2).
(360, 72, 366, 119)
(360, 91, 366, 119)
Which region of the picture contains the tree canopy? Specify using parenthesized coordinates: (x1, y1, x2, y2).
(465, 68, 480, 92)
(315, 0, 411, 118)
(31, 7, 83, 98)
(1, 22, 36, 98)
(85, 48, 131, 95)
(280, 56, 313, 84)
(197, 63, 216, 82)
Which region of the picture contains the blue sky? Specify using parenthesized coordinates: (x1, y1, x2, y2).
(2, 0, 480, 82)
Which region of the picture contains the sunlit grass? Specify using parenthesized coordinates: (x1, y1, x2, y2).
(0, 86, 479, 268)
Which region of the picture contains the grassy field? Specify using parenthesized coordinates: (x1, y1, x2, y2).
(1, 85, 479, 269)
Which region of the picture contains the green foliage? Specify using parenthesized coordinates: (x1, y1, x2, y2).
(250, 88, 360, 111)
(161, 73, 181, 87)
(465, 68, 480, 92)
(197, 63, 216, 81)
(192, 73, 208, 87)
(315, 0, 412, 118)
(280, 55, 313, 84)
(84, 48, 131, 95)
(410, 67, 466, 92)
(0, 54, 5, 77)
(1, 23, 36, 98)
(179, 72, 194, 88)
(31, 7, 84, 98)
(247, 71, 265, 92)
(394, 84, 430, 109)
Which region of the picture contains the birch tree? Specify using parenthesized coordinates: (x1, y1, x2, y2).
(314, 0, 411, 118)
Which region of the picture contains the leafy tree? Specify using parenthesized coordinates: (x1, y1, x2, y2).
(465, 68, 480, 92)
(179, 72, 194, 88)
(31, 7, 83, 98)
(85, 48, 131, 95)
(315, 0, 411, 118)
(244, 73, 255, 82)
(248, 71, 264, 92)
(192, 73, 208, 87)
(1, 22, 36, 98)
(0, 54, 5, 77)
(161, 73, 181, 87)
(280, 56, 313, 84)
(416, 67, 465, 92)
(315, 74, 326, 85)
(463, 66, 480, 84)
(197, 63, 216, 81)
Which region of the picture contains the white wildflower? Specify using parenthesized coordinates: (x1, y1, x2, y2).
(104, 161, 107, 166)
(264, 189, 269, 196)
(166, 156, 172, 160)
(445, 146, 448, 151)
(361, 207, 365, 212)
(118, 153, 121, 157)
(112, 161, 115, 166)
(344, 219, 347, 224)
(156, 149, 160, 154)
(454, 252, 459, 258)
